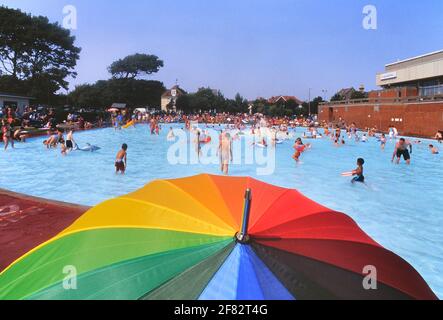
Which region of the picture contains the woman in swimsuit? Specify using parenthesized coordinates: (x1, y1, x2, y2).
(2, 119, 14, 150)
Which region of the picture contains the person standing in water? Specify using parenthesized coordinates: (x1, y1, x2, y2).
(2, 119, 14, 150)
(429, 144, 439, 154)
(392, 138, 412, 165)
(115, 143, 128, 174)
(342, 158, 365, 184)
(219, 133, 232, 175)
(66, 130, 76, 151)
(379, 133, 387, 150)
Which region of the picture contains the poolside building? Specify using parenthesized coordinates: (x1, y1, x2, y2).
(268, 95, 303, 105)
(0, 92, 33, 116)
(319, 50, 443, 137)
(161, 85, 185, 112)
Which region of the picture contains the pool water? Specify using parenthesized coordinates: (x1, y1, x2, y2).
(1, 124, 442, 298)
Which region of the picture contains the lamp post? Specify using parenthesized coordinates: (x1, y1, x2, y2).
(308, 88, 312, 117)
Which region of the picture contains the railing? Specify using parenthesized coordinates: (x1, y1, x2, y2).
(320, 94, 443, 106)
(420, 84, 443, 97)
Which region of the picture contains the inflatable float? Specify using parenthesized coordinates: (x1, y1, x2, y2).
(199, 136, 212, 144)
(122, 120, 135, 129)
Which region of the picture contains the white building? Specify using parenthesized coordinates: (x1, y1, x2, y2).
(0, 93, 33, 115)
(161, 85, 185, 112)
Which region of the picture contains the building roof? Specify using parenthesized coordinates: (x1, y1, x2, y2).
(162, 85, 185, 98)
(110, 103, 127, 109)
(336, 88, 356, 100)
(385, 49, 443, 68)
(268, 95, 303, 105)
(377, 49, 443, 87)
(0, 92, 34, 100)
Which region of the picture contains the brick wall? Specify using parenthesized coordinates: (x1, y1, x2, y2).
(318, 102, 443, 137)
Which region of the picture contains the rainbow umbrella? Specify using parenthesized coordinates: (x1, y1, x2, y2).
(0, 174, 437, 300)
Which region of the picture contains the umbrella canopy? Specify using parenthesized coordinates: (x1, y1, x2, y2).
(0, 174, 437, 300)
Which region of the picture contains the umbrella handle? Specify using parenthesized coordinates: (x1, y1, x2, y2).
(236, 188, 252, 243)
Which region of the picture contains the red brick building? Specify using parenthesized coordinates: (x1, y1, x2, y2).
(319, 50, 443, 137)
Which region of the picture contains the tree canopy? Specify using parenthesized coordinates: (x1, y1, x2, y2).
(0, 6, 81, 102)
(108, 53, 164, 79)
(68, 79, 165, 109)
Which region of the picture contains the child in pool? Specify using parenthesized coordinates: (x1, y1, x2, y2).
(115, 143, 128, 174)
(342, 158, 365, 183)
(292, 138, 311, 162)
(429, 144, 439, 154)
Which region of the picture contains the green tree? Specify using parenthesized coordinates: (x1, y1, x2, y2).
(0, 6, 81, 102)
(68, 79, 165, 109)
(350, 90, 368, 100)
(108, 53, 164, 79)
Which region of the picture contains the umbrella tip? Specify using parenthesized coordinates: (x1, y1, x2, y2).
(235, 232, 250, 244)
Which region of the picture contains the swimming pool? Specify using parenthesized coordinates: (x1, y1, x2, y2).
(1, 124, 442, 298)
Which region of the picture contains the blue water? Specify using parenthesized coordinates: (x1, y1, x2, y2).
(0, 124, 442, 298)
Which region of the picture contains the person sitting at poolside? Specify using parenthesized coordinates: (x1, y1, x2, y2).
(115, 143, 128, 174)
(435, 131, 442, 143)
(342, 158, 365, 184)
(13, 127, 27, 142)
(429, 144, 439, 154)
(392, 138, 412, 165)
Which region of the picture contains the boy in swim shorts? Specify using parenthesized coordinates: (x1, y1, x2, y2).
(342, 158, 365, 183)
(115, 143, 128, 174)
(351, 158, 365, 183)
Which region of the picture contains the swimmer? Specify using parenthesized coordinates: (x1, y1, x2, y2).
(380, 133, 387, 150)
(342, 158, 365, 184)
(392, 138, 412, 165)
(292, 138, 310, 162)
(115, 143, 128, 174)
(361, 134, 368, 142)
(13, 127, 26, 142)
(429, 144, 439, 154)
(60, 142, 68, 156)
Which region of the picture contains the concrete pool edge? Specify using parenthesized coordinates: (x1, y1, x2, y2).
(0, 188, 89, 272)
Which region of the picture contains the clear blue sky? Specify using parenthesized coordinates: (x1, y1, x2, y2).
(1, 0, 442, 100)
